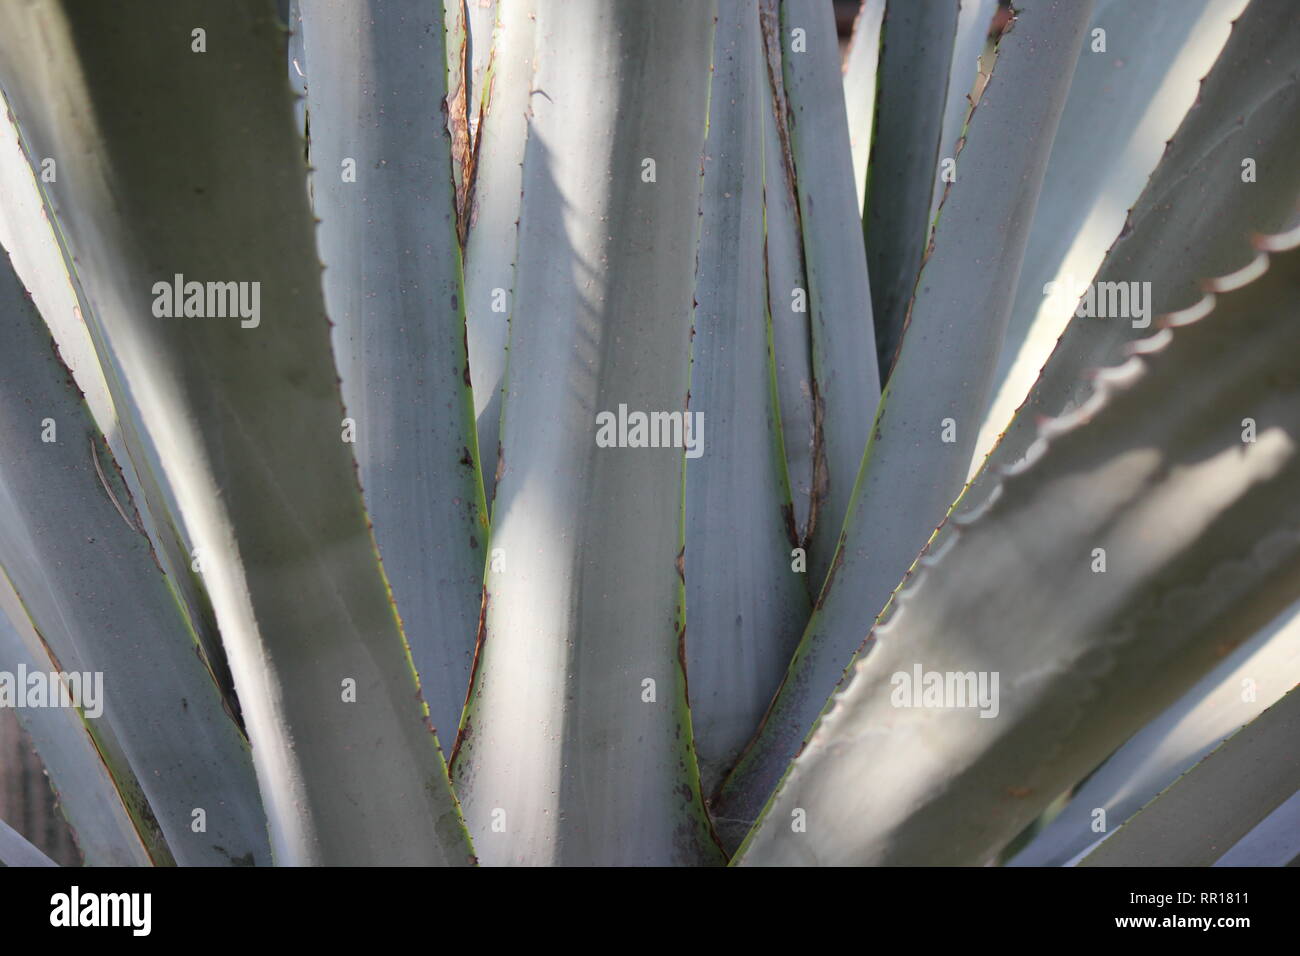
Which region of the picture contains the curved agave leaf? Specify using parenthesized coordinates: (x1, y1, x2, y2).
(0, 91, 234, 704)
(975, 0, 1245, 472)
(712, 0, 1094, 845)
(300, 0, 488, 749)
(0, 0, 473, 865)
(686, 0, 811, 798)
(1009, 598, 1300, 867)
(0, 251, 267, 866)
(452, 0, 724, 866)
(463, 0, 536, 506)
(1080, 684, 1300, 867)
(735, 224, 1300, 866)
(771, 0, 881, 590)
(956, 0, 1300, 515)
(842, 0, 885, 212)
(0, 816, 56, 867)
(0, 576, 152, 866)
(861, 0, 958, 381)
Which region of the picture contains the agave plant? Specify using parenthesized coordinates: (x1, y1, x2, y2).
(0, 0, 1296, 869)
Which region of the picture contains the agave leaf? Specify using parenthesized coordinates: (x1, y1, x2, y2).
(0, 91, 234, 703)
(300, 0, 488, 749)
(734, 224, 1300, 866)
(0, 96, 114, 454)
(1080, 684, 1300, 867)
(957, 0, 1300, 513)
(927, 0, 998, 227)
(842, 0, 885, 212)
(0, 250, 267, 866)
(0, 576, 153, 866)
(1213, 789, 1300, 867)
(686, 0, 811, 798)
(760, 35, 816, 547)
(712, 0, 1094, 845)
(0, 0, 474, 865)
(0, 570, 174, 867)
(0, 816, 56, 867)
(1009, 598, 1300, 867)
(451, 0, 724, 866)
(975, 0, 1246, 472)
(770, 0, 881, 590)
(861, 0, 958, 382)
(463, 0, 535, 506)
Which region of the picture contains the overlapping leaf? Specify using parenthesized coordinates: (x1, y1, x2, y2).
(452, 0, 724, 866)
(771, 0, 881, 589)
(0, 574, 152, 866)
(0, 250, 267, 866)
(1010, 599, 1300, 866)
(861, 0, 958, 381)
(686, 0, 811, 797)
(736, 224, 1300, 865)
(1081, 684, 1300, 866)
(463, 0, 536, 506)
(975, 0, 1245, 470)
(301, 0, 488, 748)
(713, 0, 1093, 845)
(0, 0, 474, 865)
